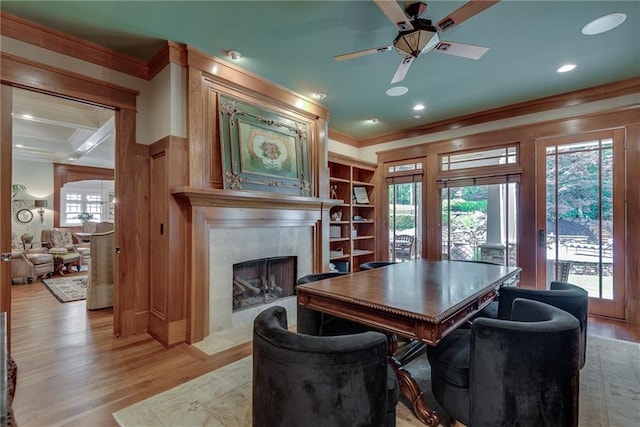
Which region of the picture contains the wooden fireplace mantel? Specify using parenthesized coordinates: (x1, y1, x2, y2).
(172, 186, 342, 211)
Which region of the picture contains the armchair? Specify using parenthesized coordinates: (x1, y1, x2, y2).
(10, 233, 54, 283)
(475, 281, 588, 368)
(253, 306, 399, 427)
(86, 231, 114, 310)
(41, 228, 81, 275)
(393, 234, 414, 261)
(427, 299, 581, 426)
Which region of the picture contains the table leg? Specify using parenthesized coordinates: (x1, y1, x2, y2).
(387, 334, 440, 426)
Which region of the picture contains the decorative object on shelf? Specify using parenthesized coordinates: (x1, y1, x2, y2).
(353, 187, 370, 204)
(219, 95, 311, 196)
(353, 215, 363, 221)
(330, 185, 338, 199)
(16, 208, 33, 223)
(330, 226, 341, 238)
(76, 212, 94, 222)
(331, 210, 343, 222)
(34, 199, 48, 223)
(329, 248, 344, 257)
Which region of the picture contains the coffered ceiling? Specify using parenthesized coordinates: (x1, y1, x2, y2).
(2, 0, 639, 156)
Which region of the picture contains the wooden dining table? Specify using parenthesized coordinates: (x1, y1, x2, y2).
(296, 259, 521, 426)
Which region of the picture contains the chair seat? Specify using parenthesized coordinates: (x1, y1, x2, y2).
(26, 252, 54, 264)
(427, 329, 471, 388)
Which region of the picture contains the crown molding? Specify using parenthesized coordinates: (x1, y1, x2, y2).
(0, 12, 149, 80)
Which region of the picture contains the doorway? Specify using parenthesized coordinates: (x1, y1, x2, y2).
(536, 129, 626, 319)
(2, 57, 139, 340)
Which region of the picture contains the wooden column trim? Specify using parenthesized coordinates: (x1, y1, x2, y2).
(626, 124, 640, 324)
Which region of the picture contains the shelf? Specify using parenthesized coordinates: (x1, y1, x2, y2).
(330, 177, 350, 184)
(328, 154, 377, 273)
(352, 235, 374, 240)
(352, 249, 374, 256)
(353, 180, 374, 187)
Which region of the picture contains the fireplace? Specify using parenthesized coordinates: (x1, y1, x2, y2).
(233, 256, 297, 311)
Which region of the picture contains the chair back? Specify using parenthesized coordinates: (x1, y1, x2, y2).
(86, 231, 114, 309)
(496, 281, 588, 368)
(359, 261, 396, 270)
(253, 306, 394, 427)
(469, 299, 580, 426)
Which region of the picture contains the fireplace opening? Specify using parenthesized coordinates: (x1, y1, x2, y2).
(232, 256, 297, 311)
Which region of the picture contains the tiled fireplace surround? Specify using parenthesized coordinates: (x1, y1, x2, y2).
(208, 226, 312, 334)
(177, 188, 331, 343)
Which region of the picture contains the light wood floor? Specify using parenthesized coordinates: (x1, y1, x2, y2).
(9, 277, 640, 426)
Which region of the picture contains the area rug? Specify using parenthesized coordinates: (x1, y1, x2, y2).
(113, 335, 640, 427)
(42, 275, 87, 303)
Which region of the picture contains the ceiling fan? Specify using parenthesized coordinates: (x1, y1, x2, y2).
(335, 0, 499, 84)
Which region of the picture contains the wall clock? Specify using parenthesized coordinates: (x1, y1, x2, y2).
(16, 208, 33, 223)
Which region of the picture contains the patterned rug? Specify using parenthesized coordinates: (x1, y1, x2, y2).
(113, 335, 640, 426)
(42, 275, 87, 303)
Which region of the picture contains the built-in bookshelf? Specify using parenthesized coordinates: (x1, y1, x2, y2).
(328, 154, 376, 272)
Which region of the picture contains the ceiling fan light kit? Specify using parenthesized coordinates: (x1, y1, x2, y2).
(393, 19, 439, 57)
(335, 1, 498, 84)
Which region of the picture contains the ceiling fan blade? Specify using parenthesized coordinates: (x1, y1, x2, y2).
(437, 0, 500, 32)
(434, 41, 489, 60)
(391, 55, 414, 84)
(334, 45, 392, 61)
(374, 0, 413, 31)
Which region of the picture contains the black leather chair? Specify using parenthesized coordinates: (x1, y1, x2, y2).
(253, 306, 399, 427)
(427, 299, 581, 426)
(359, 261, 397, 270)
(475, 281, 588, 368)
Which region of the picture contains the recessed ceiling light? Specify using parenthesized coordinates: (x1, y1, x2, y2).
(15, 144, 24, 148)
(557, 64, 576, 73)
(582, 13, 626, 35)
(413, 104, 425, 111)
(369, 118, 379, 123)
(314, 92, 327, 100)
(227, 50, 242, 60)
(386, 86, 408, 97)
(22, 114, 33, 119)
(413, 115, 422, 119)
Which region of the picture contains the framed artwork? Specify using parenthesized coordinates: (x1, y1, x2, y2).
(219, 95, 311, 196)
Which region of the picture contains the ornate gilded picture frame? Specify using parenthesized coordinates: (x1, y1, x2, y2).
(219, 95, 311, 196)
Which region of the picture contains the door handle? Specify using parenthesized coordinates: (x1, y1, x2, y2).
(114, 246, 121, 254)
(538, 229, 546, 247)
(1, 253, 11, 262)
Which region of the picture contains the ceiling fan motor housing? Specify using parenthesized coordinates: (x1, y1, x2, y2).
(393, 18, 439, 57)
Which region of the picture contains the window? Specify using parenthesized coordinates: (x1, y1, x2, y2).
(438, 144, 521, 266)
(60, 180, 114, 226)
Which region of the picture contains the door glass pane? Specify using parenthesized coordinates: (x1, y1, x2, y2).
(441, 183, 518, 266)
(389, 182, 421, 262)
(545, 140, 614, 299)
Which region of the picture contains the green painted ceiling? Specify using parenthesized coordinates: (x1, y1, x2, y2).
(2, 1, 639, 140)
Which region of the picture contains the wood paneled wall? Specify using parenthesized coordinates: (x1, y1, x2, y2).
(147, 136, 188, 345)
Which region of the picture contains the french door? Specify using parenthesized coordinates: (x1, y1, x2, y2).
(537, 129, 625, 318)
